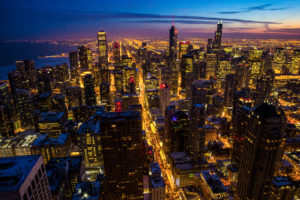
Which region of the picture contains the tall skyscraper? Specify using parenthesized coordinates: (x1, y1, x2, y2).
(100, 111, 144, 200)
(69, 51, 80, 83)
(84, 74, 97, 106)
(236, 103, 286, 200)
(78, 46, 93, 70)
(0, 155, 52, 200)
(213, 20, 223, 51)
(97, 31, 108, 69)
(169, 25, 178, 62)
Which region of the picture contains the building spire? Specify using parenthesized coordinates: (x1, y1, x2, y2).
(173, 15, 175, 26)
(221, 18, 223, 24)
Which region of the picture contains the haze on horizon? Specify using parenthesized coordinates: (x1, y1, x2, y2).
(1, 0, 300, 41)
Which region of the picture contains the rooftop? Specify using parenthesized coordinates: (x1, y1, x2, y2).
(39, 112, 65, 122)
(0, 155, 40, 192)
(150, 177, 165, 188)
(31, 132, 69, 147)
(73, 181, 101, 200)
(273, 176, 294, 188)
(201, 170, 227, 194)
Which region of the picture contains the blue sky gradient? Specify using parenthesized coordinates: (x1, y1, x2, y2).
(1, 0, 299, 40)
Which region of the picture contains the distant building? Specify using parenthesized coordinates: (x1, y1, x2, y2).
(0, 155, 51, 200)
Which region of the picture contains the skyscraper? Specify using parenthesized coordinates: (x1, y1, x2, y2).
(97, 31, 108, 69)
(100, 111, 144, 200)
(236, 103, 286, 200)
(66, 86, 83, 108)
(84, 74, 97, 106)
(113, 42, 121, 65)
(213, 20, 223, 51)
(224, 74, 238, 107)
(78, 46, 93, 70)
(14, 89, 34, 129)
(159, 83, 170, 115)
(169, 25, 178, 62)
(69, 51, 80, 83)
(189, 104, 206, 164)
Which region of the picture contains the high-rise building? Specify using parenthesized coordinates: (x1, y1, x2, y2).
(191, 79, 214, 105)
(14, 89, 34, 129)
(254, 69, 274, 106)
(213, 20, 223, 51)
(8, 70, 23, 95)
(236, 103, 286, 200)
(269, 176, 295, 200)
(179, 41, 192, 60)
(224, 74, 238, 107)
(100, 83, 110, 104)
(159, 83, 170, 115)
(0, 155, 52, 200)
(113, 42, 121, 65)
(78, 120, 102, 169)
(0, 106, 15, 137)
(180, 54, 193, 91)
(169, 25, 178, 62)
(78, 46, 93, 70)
(97, 31, 108, 69)
(189, 104, 206, 164)
(69, 51, 80, 83)
(149, 162, 166, 200)
(84, 74, 97, 106)
(66, 87, 83, 108)
(100, 111, 144, 200)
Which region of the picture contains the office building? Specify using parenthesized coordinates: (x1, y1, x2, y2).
(169, 25, 178, 62)
(84, 74, 97, 106)
(236, 103, 286, 200)
(0, 155, 51, 200)
(69, 51, 80, 83)
(97, 31, 108, 69)
(113, 42, 121, 65)
(66, 87, 83, 108)
(149, 163, 166, 200)
(159, 83, 171, 115)
(224, 74, 237, 107)
(78, 120, 102, 169)
(14, 89, 34, 129)
(100, 111, 144, 200)
(78, 46, 93, 71)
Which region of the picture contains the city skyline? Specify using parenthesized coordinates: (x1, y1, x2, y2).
(1, 0, 300, 41)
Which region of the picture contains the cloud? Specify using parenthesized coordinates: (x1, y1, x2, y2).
(76, 12, 281, 25)
(219, 4, 288, 14)
(124, 19, 222, 25)
(264, 28, 300, 34)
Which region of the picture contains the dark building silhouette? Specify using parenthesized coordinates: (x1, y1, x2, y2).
(236, 103, 286, 200)
(100, 111, 144, 200)
(84, 74, 97, 106)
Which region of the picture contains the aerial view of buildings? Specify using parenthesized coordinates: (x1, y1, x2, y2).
(0, 0, 299, 199)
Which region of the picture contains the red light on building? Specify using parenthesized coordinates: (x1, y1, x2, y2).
(160, 82, 169, 89)
(129, 77, 135, 84)
(115, 101, 122, 112)
(113, 42, 120, 49)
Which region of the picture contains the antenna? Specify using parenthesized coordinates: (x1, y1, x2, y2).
(221, 18, 223, 24)
(173, 16, 175, 26)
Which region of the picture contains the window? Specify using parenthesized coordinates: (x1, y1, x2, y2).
(31, 180, 36, 190)
(27, 187, 32, 197)
(23, 193, 28, 200)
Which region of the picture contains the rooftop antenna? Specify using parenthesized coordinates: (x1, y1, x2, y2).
(218, 19, 220, 24)
(173, 15, 175, 26)
(221, 18, 223, 24)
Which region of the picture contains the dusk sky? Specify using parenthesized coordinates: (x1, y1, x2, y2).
(1, 0, 300, 40)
